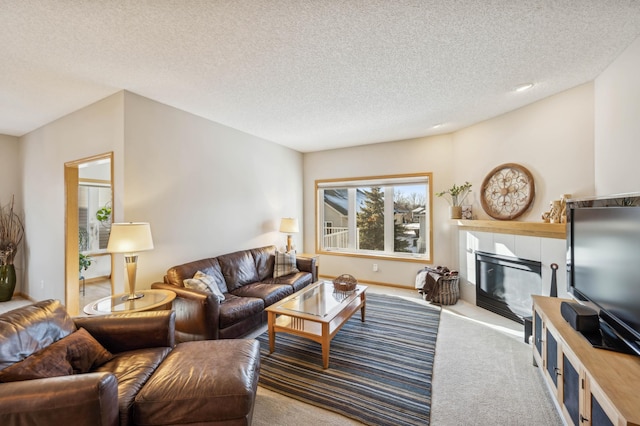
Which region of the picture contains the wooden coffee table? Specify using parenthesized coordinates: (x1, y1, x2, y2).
(266, 280, 367, 369)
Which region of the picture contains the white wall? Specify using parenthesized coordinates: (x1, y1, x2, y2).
(595, 36, 640, 195)
(0, 134, 23, 293)
(304, 84, 594, 288)
(17, 91, 304, 302)
(122, 92, 304, 288)
(452, 83, 595, 220)
(18, 93, 125, 302)
(0, 135, 20, 200)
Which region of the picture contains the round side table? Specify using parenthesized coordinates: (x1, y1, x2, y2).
(83, 289, 176, 315)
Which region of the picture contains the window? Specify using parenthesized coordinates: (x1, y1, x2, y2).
(78, 182, 112, 251)
(316, 173, 432, 262)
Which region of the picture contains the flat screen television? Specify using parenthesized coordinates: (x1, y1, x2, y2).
(568, 197, 640, 356)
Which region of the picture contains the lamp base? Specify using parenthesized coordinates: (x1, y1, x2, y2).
(121, 292, 144, 301)
(123, 255, 143, 301)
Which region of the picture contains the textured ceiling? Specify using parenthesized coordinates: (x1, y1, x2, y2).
(2, 1, 640, 152)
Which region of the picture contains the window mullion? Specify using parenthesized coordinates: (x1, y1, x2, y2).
(318, 188, 325, 250)
(384, 186, 394, 253)
(347, 188, 357, 250)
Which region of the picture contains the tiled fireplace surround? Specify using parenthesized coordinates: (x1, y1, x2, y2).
(454, 220, 568, 310)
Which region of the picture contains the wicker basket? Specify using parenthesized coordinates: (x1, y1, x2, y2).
(332, 274, 358, 292)
(430, 276, 460, 305)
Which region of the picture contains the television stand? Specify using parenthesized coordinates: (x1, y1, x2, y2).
(581, 320, 636, 355)
(532, 296, 640, 425)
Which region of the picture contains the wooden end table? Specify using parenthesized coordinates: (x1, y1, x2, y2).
(265, 280, 367, 369)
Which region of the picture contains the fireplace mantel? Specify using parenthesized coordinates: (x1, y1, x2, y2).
(454, 219, 566, 239)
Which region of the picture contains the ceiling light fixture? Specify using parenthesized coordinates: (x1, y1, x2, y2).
(514, 83, 534, 92)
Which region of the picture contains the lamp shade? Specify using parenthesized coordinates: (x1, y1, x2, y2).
(107, 222, 154, 254)
(279, 218, 299, 233)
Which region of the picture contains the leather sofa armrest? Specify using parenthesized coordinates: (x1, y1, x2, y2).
(74, 310, 175, 353)
(296, 256, 317, 282)
(152, 282, 221, 342)
(0, 373, 118, 426)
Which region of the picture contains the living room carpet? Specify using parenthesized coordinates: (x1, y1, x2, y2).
(255, 293, 440, 426)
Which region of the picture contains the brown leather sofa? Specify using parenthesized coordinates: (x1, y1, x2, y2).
(152, 245, 317, 342)
(0, 299, 260, 426)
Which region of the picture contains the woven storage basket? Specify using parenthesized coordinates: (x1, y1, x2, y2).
(431, 276, 460, 305)
(332, 274, 358, 292)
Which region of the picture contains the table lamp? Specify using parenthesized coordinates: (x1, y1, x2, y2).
(279, 217, 299, 252)
(107, 222, 154, 300)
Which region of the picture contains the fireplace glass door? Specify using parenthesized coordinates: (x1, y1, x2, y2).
(476, 251, 542, 323)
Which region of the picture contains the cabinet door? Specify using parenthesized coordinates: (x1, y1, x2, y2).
(546, 328, 559, 388)
(561, 351, 580, 425)
(534, 311, 543, 358)
(583, 375, 617, 426)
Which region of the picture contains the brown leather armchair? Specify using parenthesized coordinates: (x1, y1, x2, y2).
(0, 299, 260, 426)
(0, 299, 174, 426)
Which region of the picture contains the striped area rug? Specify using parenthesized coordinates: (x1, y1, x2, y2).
(256, 293, 441, 426)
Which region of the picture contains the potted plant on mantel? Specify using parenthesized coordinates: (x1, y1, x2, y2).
(436, 182, 472, 219)
(0, 195, 25, 302)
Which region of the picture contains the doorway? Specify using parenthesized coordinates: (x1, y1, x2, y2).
(64, 153, 114, 315)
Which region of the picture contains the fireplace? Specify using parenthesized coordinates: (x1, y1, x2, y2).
(475, 251, 542, 323)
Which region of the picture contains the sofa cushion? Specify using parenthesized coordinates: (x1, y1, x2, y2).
(273, 250, 300, 278)
(66, 328, 114, 373)
(94, 347, 171, 426)
(184, 271, 226, 302)
(0, 299, 76, 371)
(232, 283, 293, 307)
(0, 339, 72, 382)
(166, 257, 228, 293)
(0, 327, 112, 382)
(250, 245, 277, 281)
(218, 250, 259, 291)
(218, 294, 264, 329)
(263, 271, 314, 292)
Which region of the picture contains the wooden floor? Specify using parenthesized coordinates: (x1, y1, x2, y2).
(79, 279, 112, 312)
(0, 279, 112, 315)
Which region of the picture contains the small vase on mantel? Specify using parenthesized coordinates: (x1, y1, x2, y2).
(449, 206, 463, 219)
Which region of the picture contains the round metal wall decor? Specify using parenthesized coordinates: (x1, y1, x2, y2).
(480, 163, 535, 220)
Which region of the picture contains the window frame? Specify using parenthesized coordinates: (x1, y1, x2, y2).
(315, 173, 433, 263)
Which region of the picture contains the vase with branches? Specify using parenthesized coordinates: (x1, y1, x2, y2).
(0, 195, 25, 301)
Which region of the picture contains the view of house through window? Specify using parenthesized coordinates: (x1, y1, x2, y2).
(316, 174, 432, 262)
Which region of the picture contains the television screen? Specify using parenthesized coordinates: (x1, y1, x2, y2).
(570, 206, 640, 353)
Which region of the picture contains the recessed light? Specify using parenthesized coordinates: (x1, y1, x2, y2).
(514, 83, 534, 92)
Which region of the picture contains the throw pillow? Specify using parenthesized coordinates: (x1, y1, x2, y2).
(0, 327, 114, 382)
(184, 271, 225, 302)
(273, 251, 299, 278)
(0, 342, 72, 382)
(65, 328, 113, 373)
